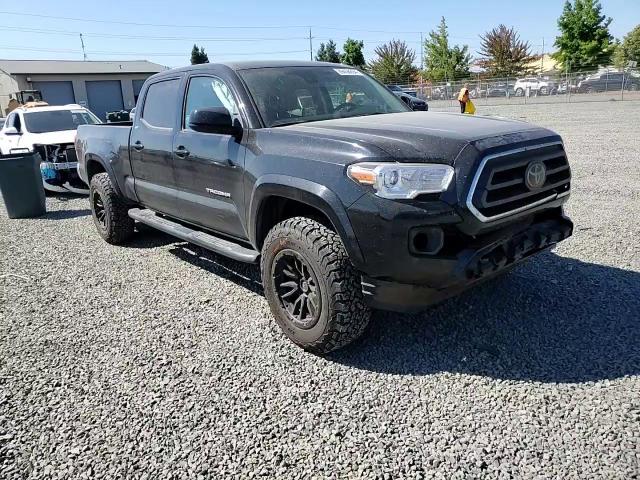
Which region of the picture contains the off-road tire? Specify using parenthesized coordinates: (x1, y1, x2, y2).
(261, 217, 371, 354)
(89, 172, 134, 245)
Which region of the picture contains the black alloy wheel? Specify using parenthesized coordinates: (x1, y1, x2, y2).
(272, 249, 321, 330)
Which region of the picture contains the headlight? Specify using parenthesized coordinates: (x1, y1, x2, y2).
(347, 162, 454, 199)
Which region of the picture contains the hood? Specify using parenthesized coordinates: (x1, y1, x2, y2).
(26, 130, 77, 147)
(280, 112, 546, 164)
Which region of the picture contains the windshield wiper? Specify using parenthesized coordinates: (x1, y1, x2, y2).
(270, 119, 311, 128)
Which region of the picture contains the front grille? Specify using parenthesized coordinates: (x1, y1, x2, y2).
(467, 142, 571, 221)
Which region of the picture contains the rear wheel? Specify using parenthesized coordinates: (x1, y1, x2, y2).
(515, 88, 524, 97)
(89, 173, 134, 245)
(261, 217, 371, 354)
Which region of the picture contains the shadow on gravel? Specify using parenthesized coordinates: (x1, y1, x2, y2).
(329, 252, 640, 383)
(42, 208, 91, 220)
(151, 242, 639, 384)
(169, 243, 263, 295)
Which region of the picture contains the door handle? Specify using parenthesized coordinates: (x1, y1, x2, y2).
(174, 146, 190, 158)
(133, 141, 144, 151)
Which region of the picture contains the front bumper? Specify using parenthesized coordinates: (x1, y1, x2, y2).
(360, 216, 573, 312)
(411, 102, 428, 111)
(41, 161, 89, 194)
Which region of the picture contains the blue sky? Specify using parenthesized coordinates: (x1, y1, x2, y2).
(0, 0, 637, 67)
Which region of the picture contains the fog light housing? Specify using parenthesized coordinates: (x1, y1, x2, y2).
(409, 227, 444, 255)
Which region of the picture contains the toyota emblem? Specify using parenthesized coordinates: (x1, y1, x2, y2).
(525, 161, 546, 190)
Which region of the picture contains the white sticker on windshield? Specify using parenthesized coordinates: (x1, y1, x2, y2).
(334, 68, 363, 76)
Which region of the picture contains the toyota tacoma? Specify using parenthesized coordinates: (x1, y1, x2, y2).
(76, 61, 573, 353)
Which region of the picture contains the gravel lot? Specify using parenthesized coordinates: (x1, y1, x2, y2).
(1, 101, 639, 479)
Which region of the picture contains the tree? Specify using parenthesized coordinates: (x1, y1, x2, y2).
(552, 0, 614, 71)
(423, 17, 471, 82)
(478, 25, 535, 76)
(369, 40, 417, 84)
(341, 38, 366, 69)
(614, 25, 640, 68)
(190, 44, 209, 65)
(316, 40, 341, 63)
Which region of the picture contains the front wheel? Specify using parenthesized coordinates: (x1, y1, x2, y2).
(89, 172, 134, 245)
(515, 88, 524, 97)
(261, 217, 371, 354)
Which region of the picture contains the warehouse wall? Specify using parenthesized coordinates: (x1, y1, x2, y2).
(0, 72, 155, 116)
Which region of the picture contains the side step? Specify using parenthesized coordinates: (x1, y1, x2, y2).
(128, 208, 260, 263)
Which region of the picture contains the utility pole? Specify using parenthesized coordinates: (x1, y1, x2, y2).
(541, 37, 545, 74)
(420, 32, 424, 70)
(309, 27, 313, 61)
(79, 33, 87, 61)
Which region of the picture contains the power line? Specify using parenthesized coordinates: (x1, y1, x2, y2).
(0, 10, 309, 29)
(0, 44, 310, 58)
(0, 25, 308, 42)
(0, 10, 478, 39)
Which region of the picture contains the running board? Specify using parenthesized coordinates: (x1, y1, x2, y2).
(128, 208, 259, 263)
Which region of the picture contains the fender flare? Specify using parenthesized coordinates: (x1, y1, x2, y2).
(249, 175, 364, 265)
(83, 154, 125, 197)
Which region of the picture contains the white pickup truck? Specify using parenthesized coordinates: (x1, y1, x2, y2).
(0, 103, 101, 193)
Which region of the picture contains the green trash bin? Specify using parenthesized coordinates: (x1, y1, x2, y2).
(0, 152, 46, 218)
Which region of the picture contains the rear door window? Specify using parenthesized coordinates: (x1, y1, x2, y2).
(142, 79, 180, 128)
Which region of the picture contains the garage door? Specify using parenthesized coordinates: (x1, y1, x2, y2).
(86, 80, 124, 121)
(31, 81, 75, 105)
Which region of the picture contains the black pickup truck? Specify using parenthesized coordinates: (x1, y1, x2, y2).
(76, 61, 573, 353)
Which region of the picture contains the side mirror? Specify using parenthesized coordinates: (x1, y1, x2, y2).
(188, 107, 240, 136)
(4, 126, 21, 136)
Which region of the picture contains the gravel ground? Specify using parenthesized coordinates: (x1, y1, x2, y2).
(1, 101, 639, 479)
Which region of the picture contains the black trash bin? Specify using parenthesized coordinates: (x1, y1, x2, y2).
(0, 151, 46, 218)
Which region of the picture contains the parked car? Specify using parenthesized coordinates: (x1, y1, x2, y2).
(386, 85, 427, 110)
(76, 61, 573, 353)
(387, 84, 418, 97)
(487, 83, 513, 97)
(513, 77, 558, 96)
(0, 104, 101, 193)
(577, 71, 640, 93)
(470, 83, 512, 98)
(429, 85, 454, 100)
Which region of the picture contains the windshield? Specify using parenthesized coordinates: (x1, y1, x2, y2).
(23, 109, 101, 134)
(238, 66, 409, 127)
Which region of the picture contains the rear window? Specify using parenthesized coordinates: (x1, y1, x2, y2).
(142, 79, 180, 128)
(23, 109, 100, 134)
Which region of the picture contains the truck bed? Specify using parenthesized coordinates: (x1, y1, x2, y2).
(75, 123, 133, 187)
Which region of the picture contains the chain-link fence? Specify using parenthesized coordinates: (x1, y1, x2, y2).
(388, 69, 640, 110)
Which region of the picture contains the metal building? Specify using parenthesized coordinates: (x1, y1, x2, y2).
(0, 59, 167, 120)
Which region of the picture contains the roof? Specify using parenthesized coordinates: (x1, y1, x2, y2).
(159, 60, 351, 76)
(224, 60, 349, 70)
(14, 104, 90, 113)
(0, 59, 167, 75)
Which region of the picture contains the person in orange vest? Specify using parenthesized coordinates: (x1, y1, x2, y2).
(457, 85, 469, 113)
(457, 85, 476, 114)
